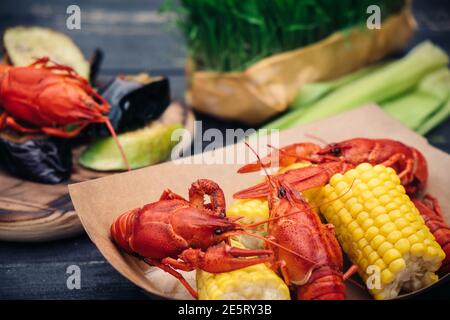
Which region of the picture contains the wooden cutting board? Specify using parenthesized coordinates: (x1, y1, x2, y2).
(0, 102, 195, 242)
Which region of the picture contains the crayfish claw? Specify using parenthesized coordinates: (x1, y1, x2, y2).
(200, 244, 273, 273)
(179, 244, 273, 274)
(226, 246, 273, 258)
(188, 179, 226, 215)
(144, 257, 198, 299)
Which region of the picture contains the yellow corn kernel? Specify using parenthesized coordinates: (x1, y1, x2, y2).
(356, 211, 369, 223)
(359, 258, 369, 272)
(330, 173, 344, 186)
(386, 202, 399, 213)
(381, 269, 395, 285)
(365, 226, 380, 242)
(372, 186, 387, 197)
(336, 181, 350, 195)
(332, 200, 344, 212)
(361, 218, 374, 231)
(374, 214, 390, 227)
(379, 195, 392, 205)
(411, 243, 425, 256)
(423, 273, 439, 286)
(347, 221, 359, 233)
(363, 245, 373, 258)
(368, 178, 382, 189)
(368, 251, 380, 264)
(383, 249, 402, 264)
(374, 259, 387, 271)
(425, 246, 439, 260)
(378, 242, 394, 257)
(352, 228, 365, 242)
(394, 239, 411, 254)
(380, 222, 396, 237)
(329, 212, 341, 228)
(365, 198, 380, 211)
(383, 179, 395, 188)
(386, 230, 403, 244)
(408, 234, 420, 245)
(389, 209, 402, 221)
(350, 203, 364, 218)
(401, 226, 415, 238)
(370, 235, 386, 250)
(371, 206, 387, 218)
(389, 259, 406, 274)
(360, 170, 375, 182)
(355, 182, 369, 193)
(338, 208, 352, 226)
(394, 217, 409, 229)
(358, 238, 369, 250)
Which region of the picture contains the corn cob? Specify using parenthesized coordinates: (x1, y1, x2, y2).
(196, 240, 290, 300)
(315, 163, 445, 299)
(227, 198, 268, 249)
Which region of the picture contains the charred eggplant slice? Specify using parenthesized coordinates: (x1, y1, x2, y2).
(87, 75, 171, 136)
(0, 133, 72, 184)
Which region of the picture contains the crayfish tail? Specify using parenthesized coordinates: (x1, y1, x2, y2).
(296, 266, 345, 300)
(110, 208, 139, 254)
(412, 196, 450, 275)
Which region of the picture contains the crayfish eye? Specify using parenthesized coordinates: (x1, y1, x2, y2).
(278, 187, 286, 198)
(214, 228, 223, 235)
(218, 211, 225, 218)
(330, 146, 341, 156)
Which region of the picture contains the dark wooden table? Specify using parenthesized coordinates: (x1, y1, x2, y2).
(0, 0, 449, 299)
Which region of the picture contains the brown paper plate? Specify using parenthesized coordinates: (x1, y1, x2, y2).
(69, 105, 450, 300)
(0, 102, 195, 242)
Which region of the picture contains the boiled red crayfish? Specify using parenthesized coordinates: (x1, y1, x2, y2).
(266, 178, 357, 299)
(236, 138, 428, 196)
(412, 195, 450, 275)
(235, 138, 449, 275)
(0, 57, 129, 169)
(239, 144, 357, 300)
(110, 178, 318, 299)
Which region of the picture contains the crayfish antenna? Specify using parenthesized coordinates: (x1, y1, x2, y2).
(266, 143, 313, 163)
(239, 230, 318, 266)
(244, 141, 277, 191)
(236, 180, 356, 267)
(104, 118, 131, 171)
(303, 133, 329, 146)
(239, 179, 355, 231)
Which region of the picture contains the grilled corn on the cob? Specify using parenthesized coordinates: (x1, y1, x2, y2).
(196, 240, 290, 300)
(316, 163, 445, 299)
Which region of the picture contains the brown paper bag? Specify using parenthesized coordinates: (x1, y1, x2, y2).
(186, 8, 416, 125)
(69, 105, 449, 300)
